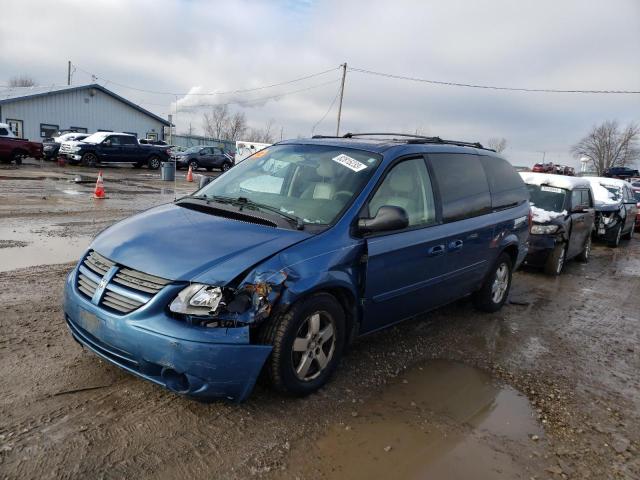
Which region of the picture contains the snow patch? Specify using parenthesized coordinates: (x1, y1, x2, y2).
(584, 178, 621, 206)
(519, 172, 590, 190)
(530, 205, 566, 223)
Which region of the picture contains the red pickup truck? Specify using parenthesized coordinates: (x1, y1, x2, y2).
(0, 136, 44, 164)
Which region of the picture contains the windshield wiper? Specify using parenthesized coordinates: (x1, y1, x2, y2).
(214, 196, 305, 230)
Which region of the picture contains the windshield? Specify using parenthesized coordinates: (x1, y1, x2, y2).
(81, 132, 111, 144)
(603, 185, 622, 201)
(196, 144, 382, 225)
(527, 184, 566, 212)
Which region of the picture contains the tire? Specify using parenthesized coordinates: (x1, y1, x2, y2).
(473, 252, 512, 312)
(188, 160, 199, 171)
(147, 156, 161, 170)
(221, 162, 231, 172)
(81, 152, 98, 167)
(12, 150, 26, 165)
(577, 235, 591, 262)
(623, 224, 634, 240)
(257, 293, 345, 396)
(544, 243, 566, 275)
(608, 224, 622, 247)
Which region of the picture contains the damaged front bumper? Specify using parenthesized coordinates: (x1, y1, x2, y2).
(63, 267, 272, 402)
(523, 234, 557, 267)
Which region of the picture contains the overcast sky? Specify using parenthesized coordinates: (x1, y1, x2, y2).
(1, 0, 639, 166)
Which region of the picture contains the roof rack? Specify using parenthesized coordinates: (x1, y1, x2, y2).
(312, 132, 492, 151)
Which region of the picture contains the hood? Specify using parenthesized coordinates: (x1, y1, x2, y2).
(90, 203, 311, 284)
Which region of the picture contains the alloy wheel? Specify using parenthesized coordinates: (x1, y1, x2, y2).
(291, 311, 336, 381)
(491, 263, 509, 304)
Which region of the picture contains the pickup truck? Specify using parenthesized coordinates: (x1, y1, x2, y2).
(0, 136, 44, 164)
(67, 131, 171, 169)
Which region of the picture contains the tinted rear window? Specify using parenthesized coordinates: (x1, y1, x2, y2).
(480, 155, 528, 209)
(429, 153, 491, 222)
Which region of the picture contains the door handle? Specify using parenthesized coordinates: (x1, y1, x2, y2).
(448, 239, 463, 251)
(427, 245, 445, 256)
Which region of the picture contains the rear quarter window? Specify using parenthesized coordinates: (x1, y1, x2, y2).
(479, 156, 528, 210)
(428, 153, 492, 222)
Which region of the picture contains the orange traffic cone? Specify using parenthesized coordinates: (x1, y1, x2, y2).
(93, 170, 106, 199)
(186, 165, 194, 182)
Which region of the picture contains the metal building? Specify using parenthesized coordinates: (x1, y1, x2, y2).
(0, 84, 170, 141)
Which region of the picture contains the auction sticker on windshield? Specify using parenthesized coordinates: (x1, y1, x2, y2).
(332, 154, 367, 172)
(541, 186, 563, 194)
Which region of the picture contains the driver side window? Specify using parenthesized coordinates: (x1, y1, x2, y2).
(368, 158, 436, 227)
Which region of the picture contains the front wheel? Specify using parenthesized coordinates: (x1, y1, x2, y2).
(147, 156, 161, 170)
(623, 224, 634, 240)
(221, 162, 232, 172)
(81, 152, 97, 167)
(608, 224, 622, 247)
(258, 293, 345, 396)
(473, 253, 512, 312)
(544, 243, 566, 275)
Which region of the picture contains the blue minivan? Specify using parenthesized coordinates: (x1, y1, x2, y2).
(64, 134, 530, 401)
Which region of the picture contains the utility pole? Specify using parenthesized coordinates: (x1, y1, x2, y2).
(67, 61, 71, 86)
(336, 62, 347, 136)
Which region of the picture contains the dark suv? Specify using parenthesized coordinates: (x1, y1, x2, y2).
(520, 173, 595, 274)
(604, 167, 639, 179)
(175, 146, 233, 172)
(64, 133, 530, 402)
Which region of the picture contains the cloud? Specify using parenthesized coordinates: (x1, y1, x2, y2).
(1, 0, 639, 166)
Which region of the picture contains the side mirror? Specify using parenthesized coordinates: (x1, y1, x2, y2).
(198, 175, 214, 189)
(358, 205, 409, 234)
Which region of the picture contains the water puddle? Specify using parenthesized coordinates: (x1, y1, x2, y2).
(280, 360, 542, 480)
(0, 225, 90, 272)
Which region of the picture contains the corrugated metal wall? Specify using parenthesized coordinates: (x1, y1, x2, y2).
(0, 88, 166, 141)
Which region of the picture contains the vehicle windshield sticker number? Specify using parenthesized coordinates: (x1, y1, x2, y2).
(332, 154, 367, 172)
(541, 186, 563, 194)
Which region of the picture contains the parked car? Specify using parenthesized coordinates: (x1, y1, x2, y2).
(67, 132, 170, 169)
(235, 140, 271, 164)
(63, 134, 530, 402)
(45, 132, 90, 160)
(139, 139, 168, 146)
(174, 145, 233, 172)
(0, 135, 43, 164)
(520, 173, 595, 275)
(556, 165, 575, 176)
(603, 167, 640, 179)
(633, 187, 640, 230)
(532, 162, 555, 173)
(58, 134, 90, 159)
(586, 177, 638, 246)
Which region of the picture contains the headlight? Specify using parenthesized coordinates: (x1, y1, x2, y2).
(169, 284, 223, 315)
(531, 224, 559, 234)
(602, 214, 615, 225)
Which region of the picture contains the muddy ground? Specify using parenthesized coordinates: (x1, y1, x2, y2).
(0, 160, 638, 479)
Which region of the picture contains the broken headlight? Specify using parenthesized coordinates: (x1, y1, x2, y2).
(169, 284, 223, 315)
(530, 224, 559, 235)
(601, 214, 616, 226)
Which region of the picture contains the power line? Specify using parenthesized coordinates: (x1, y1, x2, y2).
(73, 63, 341, 96)
(348, 66, 640, 94)
(311, 83, 342, 135)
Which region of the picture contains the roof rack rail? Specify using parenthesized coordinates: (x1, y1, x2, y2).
(341, 132, 490, 151)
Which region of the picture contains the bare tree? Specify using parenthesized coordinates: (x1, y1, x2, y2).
(202, 105, 229, 139)
(246, 119, 276, 143)
(8, 75, 37, 87)
(487, 137, 508, 153)
(224, 111, 248, 141)
(571, 121, 640, 175)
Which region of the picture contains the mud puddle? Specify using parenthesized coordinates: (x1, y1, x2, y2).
(0, 224, 90, 272)
(279, 360, 543, 480)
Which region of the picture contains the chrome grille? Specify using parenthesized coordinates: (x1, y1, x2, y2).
(76, 250, 170, 315)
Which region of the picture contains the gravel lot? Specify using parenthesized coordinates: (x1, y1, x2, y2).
(1, 160, 638, 479)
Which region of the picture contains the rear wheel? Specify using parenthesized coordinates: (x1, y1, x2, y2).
(12, 151, 24, 165)
(577, 235, 591, 262)
(608, 224, 622, 247)
(623, 224, 634, 240)
(473, 253, 512, 312)
(147, 156, 161, 170)
(258, 293, 345, 396)
(544, 243, 566, 275)
(188, 160, 199, 171)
